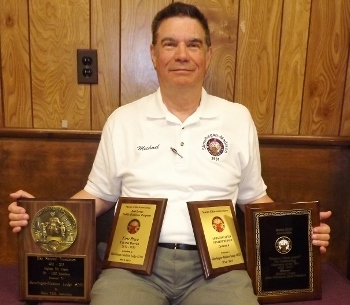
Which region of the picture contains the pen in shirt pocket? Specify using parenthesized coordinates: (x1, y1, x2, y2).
(170, 147, 183, 158)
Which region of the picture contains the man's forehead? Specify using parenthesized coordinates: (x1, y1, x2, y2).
(157, 16, 205, 36)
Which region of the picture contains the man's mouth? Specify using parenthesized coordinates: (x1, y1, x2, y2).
(170, 68, 192, 72)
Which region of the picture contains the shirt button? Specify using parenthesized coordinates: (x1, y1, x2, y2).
(180, 142, 184, 146)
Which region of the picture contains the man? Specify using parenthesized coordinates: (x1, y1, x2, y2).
(9, 3, 331, 305)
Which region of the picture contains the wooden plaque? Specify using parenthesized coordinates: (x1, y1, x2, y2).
(18, 199, 96, 303)
(245, 201, 322, 304)
(187, 199, 245, 279)
(103, 197, 167, 275)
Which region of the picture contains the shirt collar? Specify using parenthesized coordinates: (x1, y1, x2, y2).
(146, 87, 219, 120)
(196, 88, 219, 119)
(145, 88, 167, 119)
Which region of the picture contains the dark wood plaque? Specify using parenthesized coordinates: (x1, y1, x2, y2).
(18, 198, 96, 303)
(187, 199, 246, 279)
(245, 201, 322, 304)
(103, 197, 167, 275)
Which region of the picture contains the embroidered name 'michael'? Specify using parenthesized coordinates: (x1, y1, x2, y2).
(137, 144, 160, 151)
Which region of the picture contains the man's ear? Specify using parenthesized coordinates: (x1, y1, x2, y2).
(150, 44, 157, 69)
(206, 46, 213, 70)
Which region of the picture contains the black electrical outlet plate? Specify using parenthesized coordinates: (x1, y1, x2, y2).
(77, 49, 98, 84)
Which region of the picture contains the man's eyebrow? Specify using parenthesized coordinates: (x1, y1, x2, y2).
(160, 37, 204, 44)
(160, 37, 176, 43)
(188, 38, 203, 45)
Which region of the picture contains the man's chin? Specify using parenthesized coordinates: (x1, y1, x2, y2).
(171, 79, 195, 87)
(170, 74, 195, 83)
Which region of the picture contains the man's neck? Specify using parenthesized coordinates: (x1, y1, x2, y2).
(160, 87, 202, 123)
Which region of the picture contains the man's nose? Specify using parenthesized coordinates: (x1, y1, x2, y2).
(174, 43, 189, 60)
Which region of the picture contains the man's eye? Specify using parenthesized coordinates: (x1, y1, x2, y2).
(164, 42, 176, 47)
(188, 43, 200, 48)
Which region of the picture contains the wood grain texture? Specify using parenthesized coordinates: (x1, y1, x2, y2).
(274, 0, 311, 135)
(301, 0, 350, 136)
(0, 0, 32, 128)
(181, 0, 238, 102)
(235, 0, 282, 134)
(1, 136, 349, 278)
(260, 143, 350, 276)
(340, 1, 350, 136)
(18, 199, 95, 302)
(120, 0, 169, 106)
(30, 0, 90, 129)
(1, 0, 350, 135)
(91, 0, 121, 130)
(0, 56, 3, 128)
(0, 138, 99, 265)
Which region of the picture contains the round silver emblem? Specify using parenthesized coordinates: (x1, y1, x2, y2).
(275, 236, 292, 254)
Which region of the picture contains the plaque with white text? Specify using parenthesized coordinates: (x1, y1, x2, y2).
(18, 199, 96, 303)
(103, 197, 167, 275)
(245, 201, 321, 304)
(187, 200, 245, 279)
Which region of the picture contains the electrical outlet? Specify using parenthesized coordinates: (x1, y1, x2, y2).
(77, 49, 98, 84)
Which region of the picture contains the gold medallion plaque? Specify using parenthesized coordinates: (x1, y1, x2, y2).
(103, 197, 167, 275)
(18, 199, 95, 303)
(187, 199, 245, 279)
(245, 201, 322, 304)
(31, 206, 77, 252)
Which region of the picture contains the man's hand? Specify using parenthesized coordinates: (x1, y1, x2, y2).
(312, 211, 332, 254)
(8, 190, 34, 233)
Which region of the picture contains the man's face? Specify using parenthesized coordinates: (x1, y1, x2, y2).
(150, 17, 212, 90)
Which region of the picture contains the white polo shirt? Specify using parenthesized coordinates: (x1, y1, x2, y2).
(85, 88, 267, 245)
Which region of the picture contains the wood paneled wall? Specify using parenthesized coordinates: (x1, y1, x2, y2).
(1, 0, 350, 135)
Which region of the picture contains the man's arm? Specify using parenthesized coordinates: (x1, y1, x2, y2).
(71, 189, 115, 217)
(238, 194, 273, 212)
(9, 189, 115, 233)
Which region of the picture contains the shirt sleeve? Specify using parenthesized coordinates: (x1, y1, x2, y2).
(84, 119, 122, 202)
(236, 115, 267, 205)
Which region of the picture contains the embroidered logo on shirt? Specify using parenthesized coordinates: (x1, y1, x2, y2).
(202, 134, 228, 161)
(137, 144, 160, 151)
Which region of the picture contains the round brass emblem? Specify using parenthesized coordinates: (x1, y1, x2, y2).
(31, 206, 77, 253)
